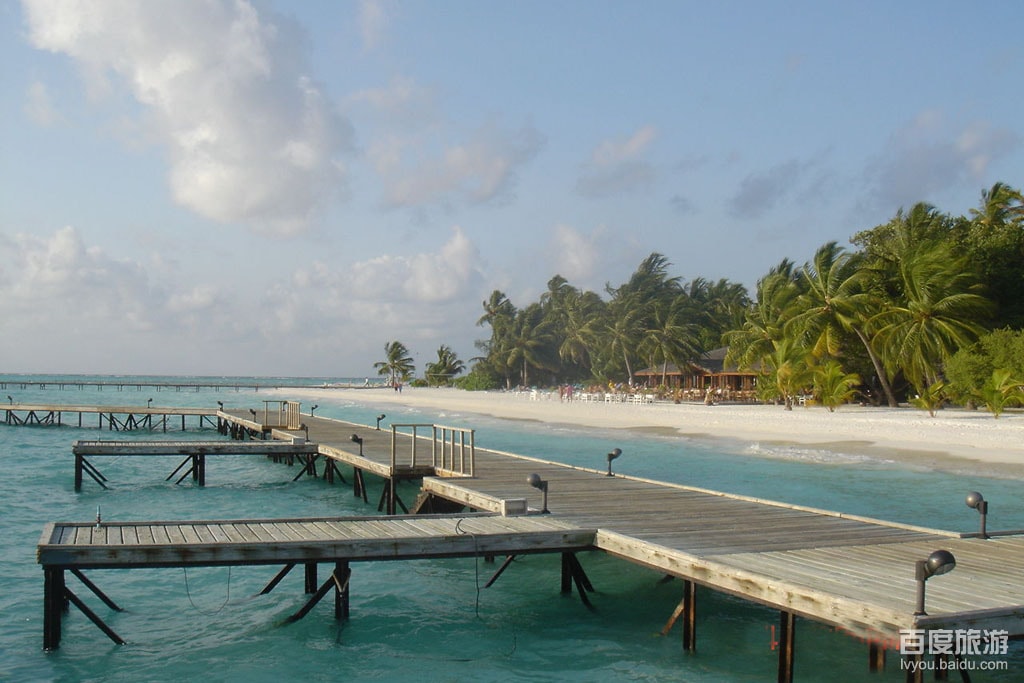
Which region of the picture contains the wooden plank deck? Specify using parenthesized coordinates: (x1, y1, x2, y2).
(72, 439, 319, 456)
(415, 435, 1024, 643)
(37, 513, 594, 568)
(36, 405, 1024, 659)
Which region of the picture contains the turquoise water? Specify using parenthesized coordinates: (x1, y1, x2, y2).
(2, 377, 1022, 682)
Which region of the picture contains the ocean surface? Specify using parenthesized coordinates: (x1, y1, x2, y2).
(2, 375, 1021, 682)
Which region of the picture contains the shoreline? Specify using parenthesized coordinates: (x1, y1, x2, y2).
(270, 387, 1024, 480)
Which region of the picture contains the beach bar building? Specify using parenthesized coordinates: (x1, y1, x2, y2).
(634, 347, 758, 401)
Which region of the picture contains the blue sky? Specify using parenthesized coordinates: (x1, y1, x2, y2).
(1, 0, 1021, 377)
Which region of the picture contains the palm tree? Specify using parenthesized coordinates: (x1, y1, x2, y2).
(785, 242, 897, 407)
(504, 304, 555, 387)
(965, 182, 1024, 328)
(767, 336, 814, 410)
(373, 341, 415, 387)
(639, 296, 700, 387)
(725, 260, 801, 373)
(870, 243, 993, 393)
(600, 294, 645, 385)
(557, 289, 603, 374)
(813, 360, 860, 412)
(424, 345, 465, 386)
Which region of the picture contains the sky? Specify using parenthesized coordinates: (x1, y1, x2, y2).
(1, 0, 1022, 377)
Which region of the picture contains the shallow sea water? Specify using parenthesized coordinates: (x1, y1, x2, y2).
(2, 376, 1022, 682)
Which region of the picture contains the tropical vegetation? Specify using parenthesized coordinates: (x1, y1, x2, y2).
(374, 182, 1024, 415)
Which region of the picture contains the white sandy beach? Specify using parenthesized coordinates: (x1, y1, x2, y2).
(271, 386, 1024, 478)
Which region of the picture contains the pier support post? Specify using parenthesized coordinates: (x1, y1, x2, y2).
(777, 610, 795, 683)
(660, 579, 697, 652)
(334, 561, 350, 620)
(43, 567, 65, 650)
(560, 553, 594, 607)
(869, 642, 886, 672)
(304, 563, 317, 594)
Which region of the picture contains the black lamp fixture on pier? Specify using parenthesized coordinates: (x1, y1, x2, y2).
(527, 473, 549, 514)
(606, 448, 622, 476)
(966, 491, 990, 539)
(7, 395, 12, 404)
(351, 433, 363, 456)
(217, 401, 224, 410)
(249, 409, 257, 420)
(147, 398, 153, 408)
(310, 404, 318, 417)
(913, 549, 956, 615)
(376, 414, 386, 430)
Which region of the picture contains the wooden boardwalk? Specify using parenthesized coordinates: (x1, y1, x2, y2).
(4, 402, 219, 430)
(33, 406, 1024, 679)
(228, 412, 1024, 643)
(71, 439, 323, 489)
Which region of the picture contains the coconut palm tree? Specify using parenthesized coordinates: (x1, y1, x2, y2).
(425, 345, 465, 386)
(813, 360, 860, 412)
(600, 294, 645, 386)
(724, 259, 801, 373)
(556, 289, 603, 374)
(373, 341, 415, 387)
(785, 242, 897, 407)
(504, 304, 555, 387)
(639, 296, 700, 387)
(870, 243, 993, 393)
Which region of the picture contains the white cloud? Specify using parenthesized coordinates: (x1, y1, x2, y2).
(253, 227, 486, 364)
(864, 111, 1019, 211)
(0, 226, 160, 341)
(548, 224, 598, 282)
(21, 0, 353, 236)
(359, 0, 389, 50)
(729, 159, 809, 219)
(24, 80, 61, 125)
(577, 125, 658, 197)
(381, 121, 544, 208)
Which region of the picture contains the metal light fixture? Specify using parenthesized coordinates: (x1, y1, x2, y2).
(606, 448, 622, 476)
(310, 404, 318, 417)
(914, 549, 956, 615)
(7, 395, 13, 404)
(249, 408, 257, 420)
(217, 401, 224, 410)
(376, 414, 386, 430)
(527, 473, 549, 513)
(966, 491, 989, 539)
(350, 433, 363, 456)
(147, 398, 153, 408)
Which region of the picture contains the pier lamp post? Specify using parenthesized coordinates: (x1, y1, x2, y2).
(310, 404, 318, 417)
(6, 395, 12, 404)
(914, 550, 956, 615)
(376, 414, 386, 430)
(217, 401, 224, 410)
(351, 434, 364, 456)
(966, 491, 989, 539)
(249, 409, 257, 421)
(527, 473, 549, 514)
(147, 398, 153, 408)
(606, 448, 622, 476)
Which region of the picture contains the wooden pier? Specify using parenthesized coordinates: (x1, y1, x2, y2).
(31, 403, 1024, 681)
(71, 439, 322, 489)
(4, 402, 219, 431)
(38, 513, 593, 650)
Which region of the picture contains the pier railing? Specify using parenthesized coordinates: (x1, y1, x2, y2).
(261, 401, 301, 430)
(390, 423, 475, 476)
